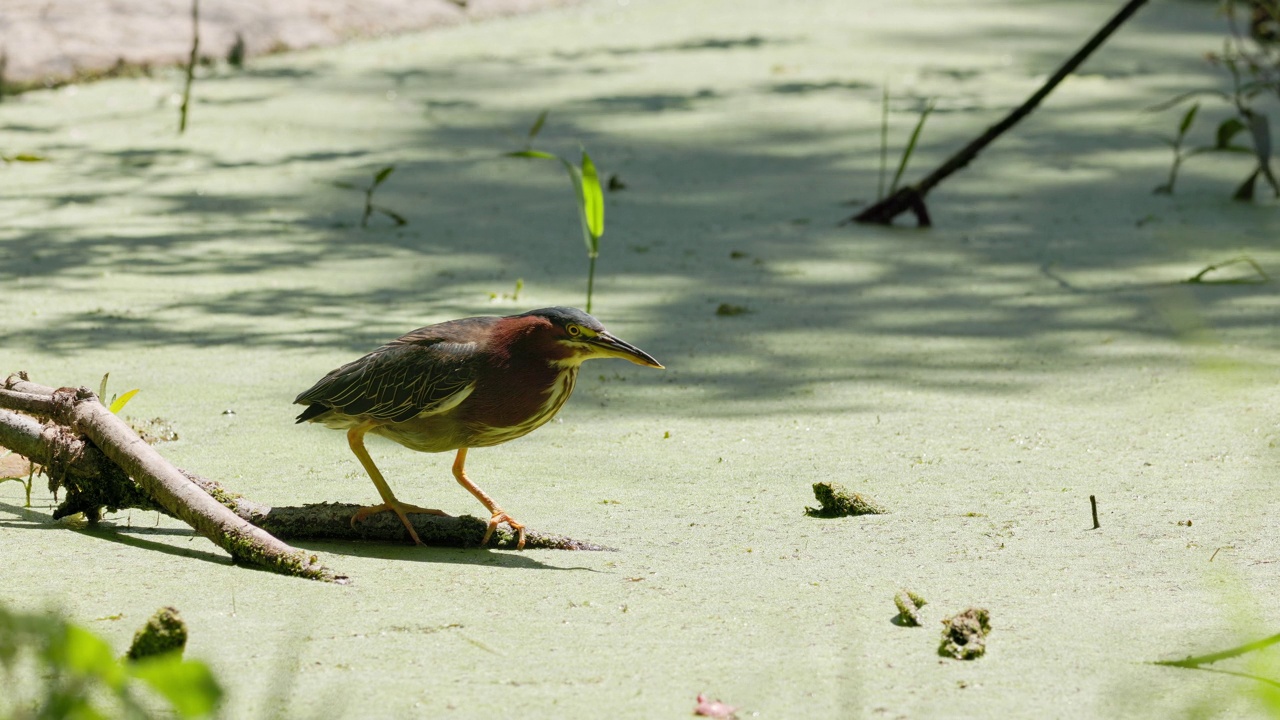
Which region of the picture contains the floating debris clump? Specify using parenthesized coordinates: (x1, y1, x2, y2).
(894, 589, 928, 626)
(805, 481, 887, 517)
(939, 607, 991, 660)
(126, 606, 188, 660)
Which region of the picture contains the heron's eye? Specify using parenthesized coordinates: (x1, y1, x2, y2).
(566, 324, 582, 337)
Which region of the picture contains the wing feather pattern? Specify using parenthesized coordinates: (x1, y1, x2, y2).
(294, 318, 493, 424)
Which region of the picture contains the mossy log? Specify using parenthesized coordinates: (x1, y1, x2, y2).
(0, 373, 611, 582)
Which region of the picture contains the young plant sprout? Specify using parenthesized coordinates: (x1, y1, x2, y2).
(888, 98, 936, 197)
(99, 373, 140, 414)
(866, 88, 935, 205)
(1149, 4, 1280, 200)
(335, 166, 407, 228)
(507, 111, 606, 313)
(0, 448, 36, 507)
(488, 278, 524, 302)
(1154, 102, 1202, 194)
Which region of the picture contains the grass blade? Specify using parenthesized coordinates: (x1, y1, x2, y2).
(506, 150, 559, 160)
(1153, 631, 1280, 668)
(890, 99, 936, 195)
(878, 83, 890, 201)
(528, 109, 549, 143)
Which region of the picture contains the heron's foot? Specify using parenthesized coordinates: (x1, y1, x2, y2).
(482, 511, 526, 550)
(351, 502, 449, 546)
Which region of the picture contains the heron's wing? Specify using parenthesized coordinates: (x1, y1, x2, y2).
(294, 320, 489, 424)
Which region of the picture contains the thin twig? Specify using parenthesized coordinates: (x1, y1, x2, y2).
(178, 0, 199, 134)
(1089, 495, 1100, 530)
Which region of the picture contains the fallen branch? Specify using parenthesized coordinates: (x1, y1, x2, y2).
(849, 0, 1150, 227)
(2, 374, 336, 582)
(0, 374, 613, 563)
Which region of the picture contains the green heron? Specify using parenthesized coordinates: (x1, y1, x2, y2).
(294, 306, 662, 549)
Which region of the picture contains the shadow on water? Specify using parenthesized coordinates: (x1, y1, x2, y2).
(0, 12, 1274, 411)
(300, 540, 601, 571)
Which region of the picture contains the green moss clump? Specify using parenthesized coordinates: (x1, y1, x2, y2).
(804, 482, 887, 517)
(126, 606, 188, 660)
(894, 589, 928, 626)
(939, 607, 991, 660)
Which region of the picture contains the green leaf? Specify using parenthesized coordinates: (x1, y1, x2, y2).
(1233, 168, 1259, 201)
(1177, 103, 1200, 140)
(11, 153, 47, 162)
(99, 373, 110, 401)
(54, 625, 126, 690)
(372, 166, 395, 187)
(527, 109, 549, 141)
(506, 150, 558, 160)
(1215, 117, 1247, 149)
(376, 207, 408, 226)
(579, 150, 604, 242)
(108, 389, 140, 414)
(130, 656, 223, 717)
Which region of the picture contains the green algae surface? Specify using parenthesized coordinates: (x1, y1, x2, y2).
(2, 0, 1279, 717)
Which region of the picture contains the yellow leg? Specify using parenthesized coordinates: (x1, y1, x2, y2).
(347, 424, 446, 545)
(451, 448, 525, 550)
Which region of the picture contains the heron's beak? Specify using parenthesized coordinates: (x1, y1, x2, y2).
(589, 332, 664, 369)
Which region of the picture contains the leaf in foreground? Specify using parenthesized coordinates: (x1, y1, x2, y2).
(129, 655, 224, 718)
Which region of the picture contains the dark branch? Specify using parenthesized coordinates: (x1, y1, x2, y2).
(850, 0, 1151, 227)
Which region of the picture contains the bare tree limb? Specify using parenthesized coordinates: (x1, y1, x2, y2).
(849, 0, 1151, 227)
